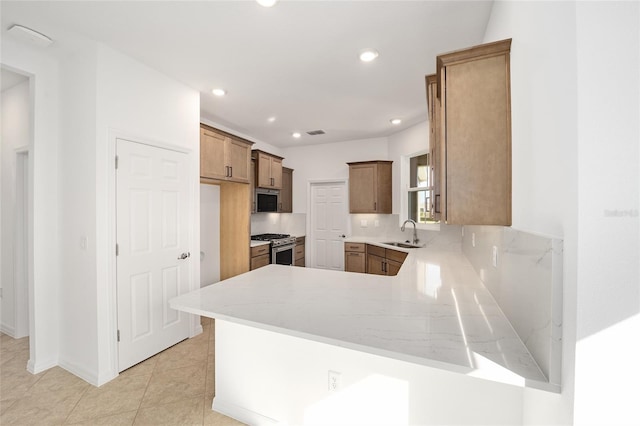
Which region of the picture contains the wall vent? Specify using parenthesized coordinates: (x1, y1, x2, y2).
(306, 130, 326, 136)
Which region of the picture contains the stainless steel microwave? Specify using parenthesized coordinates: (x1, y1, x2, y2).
(255, 188, 280, 212)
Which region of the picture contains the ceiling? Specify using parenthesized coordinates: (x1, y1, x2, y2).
(1, 1, 493, 147)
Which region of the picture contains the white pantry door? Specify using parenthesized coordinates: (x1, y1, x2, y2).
(310, 181, 348, 270)
(116, 139, 191, 371)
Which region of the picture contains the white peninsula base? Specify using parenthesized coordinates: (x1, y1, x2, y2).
(212, 320, 524, 426)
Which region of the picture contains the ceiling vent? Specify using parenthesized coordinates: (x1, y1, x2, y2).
(306, 130, 326, 136)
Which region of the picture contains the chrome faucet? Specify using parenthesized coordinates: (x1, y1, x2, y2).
(401, 219, 419, 245)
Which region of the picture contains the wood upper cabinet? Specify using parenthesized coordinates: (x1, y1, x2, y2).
(436, 38, 512, 225)
(254, 150, 283, 189)
(426, 74, 442, 221)
(280, 167, 293, 213)
(347, 161, 392, 214)
(200, 125, 253, 184)
(344, 242, 366, 273)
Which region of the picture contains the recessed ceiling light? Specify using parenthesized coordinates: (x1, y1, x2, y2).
(268, 117, 276, 123)
(292, 132, 301, 138)
(256, 0, 277, 7)
(212, 88, 226, 97)
(359, 49, 379, 62)
(390, 118, 402, 125)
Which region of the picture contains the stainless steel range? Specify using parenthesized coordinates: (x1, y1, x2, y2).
(251, 233, 297, 266)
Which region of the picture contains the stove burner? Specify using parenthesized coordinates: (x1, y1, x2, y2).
(251, 233, 291, 241)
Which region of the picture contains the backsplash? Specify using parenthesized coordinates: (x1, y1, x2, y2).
(462, 225, 563, 385)
(251, 213, 306, 237)
(349, 214, 463, 252)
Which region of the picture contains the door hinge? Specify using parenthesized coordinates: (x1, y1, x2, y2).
(117, 329, 120, 342)
(115, 156, 119, 169)
(116, 244, 119, 256)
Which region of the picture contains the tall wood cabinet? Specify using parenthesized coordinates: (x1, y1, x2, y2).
(434, 38, 512, 226)
(254, 150, 283, 189)
(347, 161, 392, 214)
(200, 125, 252, 184)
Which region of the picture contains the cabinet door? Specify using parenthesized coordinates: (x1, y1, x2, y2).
(345, 251, 366, 273)
(426, 74, 442, 221)
(349, 163, 377, 213)
(256, 152, 273, 188)
(271, 157, 283, 189)
(200, 128, 227, 180)
(366, 253, 386, 275)
(439, 39, 511, 225)
(386, 259, 403, 276)
(227, 138, 251, 184)
(280, 167, 293, 212)
(250, 159, 256, 213)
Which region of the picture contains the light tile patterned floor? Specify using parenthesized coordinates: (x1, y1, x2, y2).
(0, 318, 245, 425)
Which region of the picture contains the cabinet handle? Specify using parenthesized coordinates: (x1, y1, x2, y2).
(229, 166, 233, 177)
(381, 261, 386, 273)
(374, 202, 377, 210)
(279, 202, 282, 211)
(349, 252, 359, 256)
(435, 194, 441, 214)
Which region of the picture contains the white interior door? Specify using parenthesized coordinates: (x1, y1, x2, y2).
(310, 181, 348, 270)
(116, 139, 191, 371)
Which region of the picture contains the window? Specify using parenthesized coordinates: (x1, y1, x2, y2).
(407, 153, 437, 224)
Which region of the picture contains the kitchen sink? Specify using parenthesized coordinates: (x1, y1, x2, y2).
(382, 241, 423, 249)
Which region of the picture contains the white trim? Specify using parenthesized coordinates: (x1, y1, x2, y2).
(58, 359, 100, 387)
(27, 356, 57, 375)
(212, 396, 282, 426)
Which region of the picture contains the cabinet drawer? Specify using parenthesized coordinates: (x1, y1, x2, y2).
(344, 242, 365, 253)
(251, 244, 270, 257)
(366, 244, 385, 258)
(295, 244, 305, 259)
(250, 253, 270, 270)
(386, 248, 408, 264)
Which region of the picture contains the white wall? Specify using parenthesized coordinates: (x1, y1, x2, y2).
(57, 44, 100, 383)
(283, 137, 389, 214)
(387, 120, 430, 217)
(54, 42, 201, 386)
(484, 1, 640, 425)
(1, 79, 30, 337)
(573, 2, 639, 425)
(1, 39, 61, 374)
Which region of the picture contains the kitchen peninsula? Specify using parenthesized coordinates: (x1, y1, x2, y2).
(171, 240, 558, 425)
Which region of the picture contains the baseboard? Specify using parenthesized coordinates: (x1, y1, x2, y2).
(1, 323, 16, 337)
(58, 359, 100, 386)
(27, 356, 57, 374)
(212, 396, 281, 426)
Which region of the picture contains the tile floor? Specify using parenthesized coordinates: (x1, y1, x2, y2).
(0, 317, 245, 425)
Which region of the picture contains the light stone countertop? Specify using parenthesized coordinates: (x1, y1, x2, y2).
(250, 240, 270, 248)
(171, 238, 554, 391)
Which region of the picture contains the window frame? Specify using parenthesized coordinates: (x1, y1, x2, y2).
(400, 150, 440, 231)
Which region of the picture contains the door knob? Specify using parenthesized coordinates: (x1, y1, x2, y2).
(178, 252, 191, 260)
(339, 234, 346, 238)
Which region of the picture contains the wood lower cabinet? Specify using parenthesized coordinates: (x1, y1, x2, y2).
(254, 150, 283, 189)
(200, 125, 253, 184)
(280, 167, 293, 213)
(250, 244, 270, 271)
(347, 161, 392, 214)
(365, 244, 407, 276)
(344, 243, 407, 276)
(435, 39, 512, 225)
(295, 236, 305, 267)
(344, 242, 366, 273)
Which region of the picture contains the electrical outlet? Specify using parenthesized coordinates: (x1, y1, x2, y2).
(461, 227, 464, 237)
(472, 233, 476, 247)
(328, 370, 341, 392)
(374, 220, 379, 227)
(360, 219, 368, 228)
(492, 246, 498, 267)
